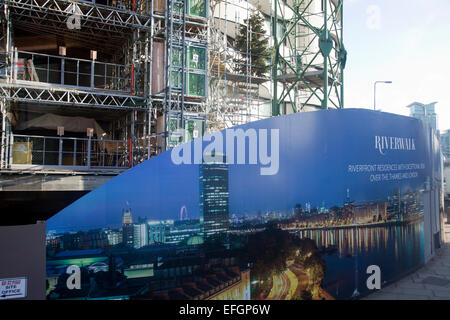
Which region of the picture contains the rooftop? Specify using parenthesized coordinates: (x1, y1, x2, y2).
(406, 101, 438, 108)
(54, 248, 104, 258)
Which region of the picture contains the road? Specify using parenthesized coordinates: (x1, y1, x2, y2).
(285, 269, 298, 300)
(266, 268, 298, 300)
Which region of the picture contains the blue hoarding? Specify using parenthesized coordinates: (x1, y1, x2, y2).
(45, 109, 443, 300)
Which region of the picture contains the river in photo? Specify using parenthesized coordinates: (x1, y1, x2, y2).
(298, 220, 425, 299)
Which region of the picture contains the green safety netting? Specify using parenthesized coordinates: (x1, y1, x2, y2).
(189, 0, 207, 17)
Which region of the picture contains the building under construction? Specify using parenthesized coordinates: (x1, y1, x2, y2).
(0, 0, 345, 224)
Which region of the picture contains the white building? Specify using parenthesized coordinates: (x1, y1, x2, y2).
(133, 223, 149, 249)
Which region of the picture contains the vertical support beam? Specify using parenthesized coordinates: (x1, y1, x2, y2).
(147, 0, 154, 160)
(322, 0, 328, 109)
(102, 141, 105, 166)
(128, 137, 132, 167)
(149, 0, 154, 98)
(73, 139, 77, 166)
(131, 36, 136, 95)
(8, 132, 13, 167)
(0, 99, 6, 169)
(87, 136, 92, 168)
(61, 57, 65, 85)
(147, 1, 154, 160)
(131, 111, 135, 166)
(13, 47, 18, 81)
(144, 37, 149, 98)
(116, 142, 119, 168)
(58, 136, 63, 166)
(131, 64, 135, 94)
(5, 3, 11, 83)
(47, 56, 50, 83)
(180, 0, 186, 135)
(340, 0, 344, 108)
(147, 107, 152, 159)
(162, 0, 170, 152)
(90, 60, 95, 88)
(42, 137, 46, 165)
(76, 60, 79, 87)
(272, 0, 279, 117)
(131, 0, 137, 95)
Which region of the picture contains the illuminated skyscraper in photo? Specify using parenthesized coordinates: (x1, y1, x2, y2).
(122, 208, 134, 247)
(133, 223, 148, 249)
(199, 153, 229, 241)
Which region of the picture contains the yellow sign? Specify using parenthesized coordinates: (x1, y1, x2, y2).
(13, 142, 32, 164)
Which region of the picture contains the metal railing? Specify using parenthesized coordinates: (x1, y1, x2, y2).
(5, 50, 131, 92)
(9, 134, 130, 169)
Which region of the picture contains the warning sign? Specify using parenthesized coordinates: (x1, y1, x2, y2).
(0, 277, 27, 300)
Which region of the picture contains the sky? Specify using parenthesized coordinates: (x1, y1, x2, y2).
(344, 0, 450, 131)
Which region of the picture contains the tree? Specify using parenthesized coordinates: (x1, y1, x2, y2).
(234, 11, 270, 77)
(304, 253, 326, 286)
(295, 238, 318, 263)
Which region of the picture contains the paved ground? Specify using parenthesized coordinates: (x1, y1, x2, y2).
(364, 220, 450, 300)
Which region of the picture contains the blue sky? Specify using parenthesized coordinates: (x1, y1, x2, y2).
(344, 0, 450, 131)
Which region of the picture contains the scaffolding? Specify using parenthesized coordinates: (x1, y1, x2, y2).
(272, 0, 345, 114)
(208, 0, 345, 132)
(161, 0, 208, 150)
(208, 0, 272, 132)
(0, 0, 344, 172)
(0, 0, 155, 170)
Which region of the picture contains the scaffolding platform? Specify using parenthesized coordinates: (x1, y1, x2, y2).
(277, 70, 337, 89)
(219, 73, 269, 85)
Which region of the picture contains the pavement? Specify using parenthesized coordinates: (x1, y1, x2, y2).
(364, 220, 450, 300)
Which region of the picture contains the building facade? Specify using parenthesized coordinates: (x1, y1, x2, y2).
(133, 223, 149, 249)
(441, 130, 450, 160)
(199, 157, 229, 241)
(407, 102, 438, 131)
(122, 208, 134, 247)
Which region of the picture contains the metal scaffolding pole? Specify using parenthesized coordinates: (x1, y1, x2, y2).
(147, 0, 155, 159)
(272, 0, 345, 112)
(0, 98, 7, 169)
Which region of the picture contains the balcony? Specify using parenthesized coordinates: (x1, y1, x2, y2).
(6, 134, 130, 170)
(0, 50, 146, 109)
(3, 50, 131, 93)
